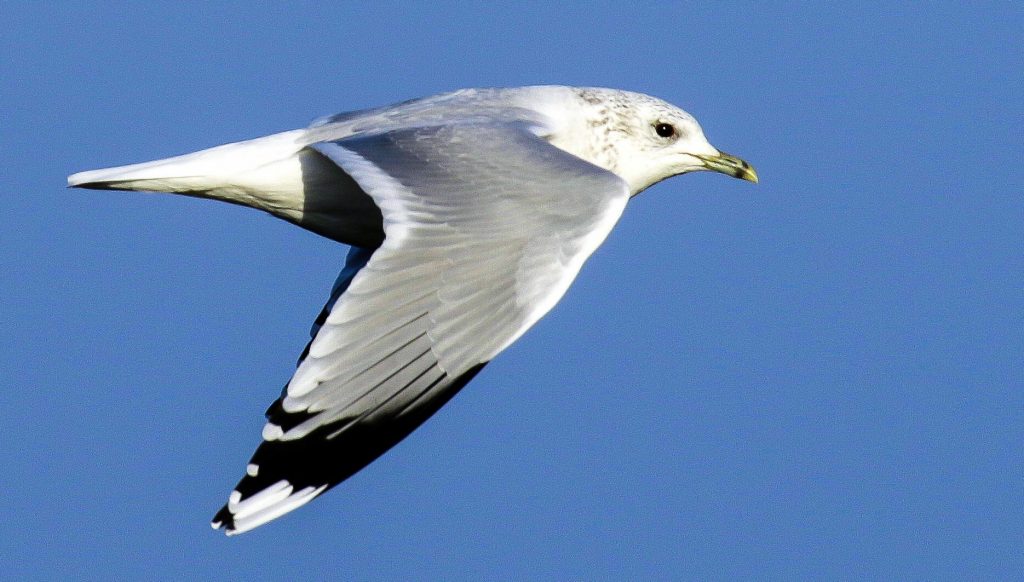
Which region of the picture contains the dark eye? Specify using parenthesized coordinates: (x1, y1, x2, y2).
(654, 123, 676, 138)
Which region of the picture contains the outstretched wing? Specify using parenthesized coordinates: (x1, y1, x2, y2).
(212, 122, 630, 534)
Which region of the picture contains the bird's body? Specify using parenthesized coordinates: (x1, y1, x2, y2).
(69, 86, 756, 535)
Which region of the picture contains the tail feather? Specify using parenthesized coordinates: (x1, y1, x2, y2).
(67, 127, 387, 250)
(67, 129, 308, 196)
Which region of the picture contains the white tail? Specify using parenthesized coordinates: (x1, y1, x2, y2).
(67, 128, 385, 247)
(68, 129, 308, 202)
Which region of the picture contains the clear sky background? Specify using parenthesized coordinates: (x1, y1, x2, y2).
(3, 2, 1021, 580)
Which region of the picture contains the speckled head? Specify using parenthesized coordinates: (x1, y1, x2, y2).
(562, 87, 757, 194)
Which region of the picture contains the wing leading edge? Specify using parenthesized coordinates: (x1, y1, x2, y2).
(213, 122, 629, 534)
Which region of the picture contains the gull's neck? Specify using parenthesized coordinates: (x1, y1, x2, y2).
(517, 87, 646, 194)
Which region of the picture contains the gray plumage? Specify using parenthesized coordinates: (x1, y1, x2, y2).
(68, 86, 757, 535)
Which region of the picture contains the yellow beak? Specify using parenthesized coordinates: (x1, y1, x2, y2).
(695, 151, 758, 183)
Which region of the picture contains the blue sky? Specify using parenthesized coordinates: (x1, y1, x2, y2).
(3, 2, 1021, 579)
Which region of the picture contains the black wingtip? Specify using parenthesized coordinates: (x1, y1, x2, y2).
(210, 363, 490, 535)
(211, 505, 236, 534)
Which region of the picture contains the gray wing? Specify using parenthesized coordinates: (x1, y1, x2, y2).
(212, 122, 630, 534)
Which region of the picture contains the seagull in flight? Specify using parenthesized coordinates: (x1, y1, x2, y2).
(68, 86, 757, 535)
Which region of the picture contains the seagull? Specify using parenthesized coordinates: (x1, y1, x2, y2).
(68, 86, 757, 535)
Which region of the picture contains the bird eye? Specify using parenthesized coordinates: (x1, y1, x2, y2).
(654, 123, 676, 138)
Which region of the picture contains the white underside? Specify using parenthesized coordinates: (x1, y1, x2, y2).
(500, 193, 629, 354)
